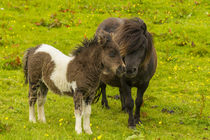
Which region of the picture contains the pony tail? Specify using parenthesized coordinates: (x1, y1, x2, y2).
(22, 48, 32, 84)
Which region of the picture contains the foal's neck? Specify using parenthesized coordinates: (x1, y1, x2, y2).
(76, 45, 103, 75)
(86, 46, 102, 73)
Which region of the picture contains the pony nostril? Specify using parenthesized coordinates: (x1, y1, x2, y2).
(126, 68, 137, 74)
(126, 69, 132, 74)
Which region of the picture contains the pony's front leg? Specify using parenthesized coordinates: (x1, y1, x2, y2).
(134, 82, 149, 125)
(83, 100, 92, 134)
(101, 83, 110, 109)
(120, 78, 135, 128)
(74, 91, 83, 134)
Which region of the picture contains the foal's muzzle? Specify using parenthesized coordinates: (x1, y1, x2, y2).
(116, 65, 126, 77)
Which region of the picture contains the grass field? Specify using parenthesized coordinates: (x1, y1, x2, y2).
(0, 0, 209, 139)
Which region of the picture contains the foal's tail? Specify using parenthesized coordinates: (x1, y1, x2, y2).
(92, 87, 102, 104)
(23, 48, 32, 84)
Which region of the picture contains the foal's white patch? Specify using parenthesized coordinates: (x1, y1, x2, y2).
(37, 97, 46, 123)
(83, 102, 92, 134)
(75, 110, 82, 134)
(35, 44, 77, 93)
(29, 106, 36, 123)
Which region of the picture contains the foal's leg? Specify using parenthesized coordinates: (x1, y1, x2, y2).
(83, 100, 92, 134)
(37, 82, 48, 123)
(74, 91, 83, 134)
(134, 82, 149, 125)
(28, 82, 38, 123)
(101, 83, 110, 109)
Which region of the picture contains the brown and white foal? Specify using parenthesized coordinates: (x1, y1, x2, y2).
(23, 31, 125, 134)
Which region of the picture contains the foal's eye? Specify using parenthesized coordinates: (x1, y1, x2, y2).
(109, 51, 116, 57)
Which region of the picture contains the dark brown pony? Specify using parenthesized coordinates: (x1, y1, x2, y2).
(23, 31, 125, 134)
(96, 17, 157, 128)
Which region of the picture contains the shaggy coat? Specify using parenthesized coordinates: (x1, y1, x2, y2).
(96, 17, 157, 128)
(23, 31, 125, 134)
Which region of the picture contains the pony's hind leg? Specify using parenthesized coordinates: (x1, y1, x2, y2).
(28, 82, 38, 123)
(37, 82, 48, 123)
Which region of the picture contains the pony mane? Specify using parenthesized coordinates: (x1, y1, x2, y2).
(72, 37, 98, 56)
(142, 32, 153, 68)
(114, 17, 153, 68)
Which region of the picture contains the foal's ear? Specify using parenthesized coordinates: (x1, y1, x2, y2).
(97, 30, 110, 47)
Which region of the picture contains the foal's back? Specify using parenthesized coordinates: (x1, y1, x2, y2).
(27, 44, 75, 94)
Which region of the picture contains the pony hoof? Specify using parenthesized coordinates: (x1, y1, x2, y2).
(122, 108, 128, 113)
(105, 105, 110, 109)
(85, 129, 93, 134)
(134, 120, 142, 125)
(102, 104, 110, 109)
(128, 125, 136, 129)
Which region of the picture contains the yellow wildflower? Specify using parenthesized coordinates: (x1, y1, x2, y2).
(97, 135, 102, 140)
(59, 118, 64, 122)
(44, 133, 49, 137)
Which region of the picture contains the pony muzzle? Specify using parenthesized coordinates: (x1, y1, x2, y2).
(125, 67, 138, 78)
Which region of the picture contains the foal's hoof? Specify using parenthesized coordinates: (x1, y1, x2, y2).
(29, 119, 36, 123)
(84, 129, 93, 135)
(38, 118, 46, 123)
(76, 130, 82, 134)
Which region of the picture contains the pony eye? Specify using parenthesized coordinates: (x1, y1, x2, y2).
(109, 51, 116, 57)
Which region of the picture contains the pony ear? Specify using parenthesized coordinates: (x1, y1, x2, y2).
(141, 23, 147, 34)
(97, 30, 109, 47)
(134, 17, 147, 34)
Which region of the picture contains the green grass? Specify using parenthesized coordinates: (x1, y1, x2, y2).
(0, 0, 209, 139)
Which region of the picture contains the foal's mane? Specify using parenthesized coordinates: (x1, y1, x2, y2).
(114, 17, 153, 68)
(72, 37, 98, 56)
